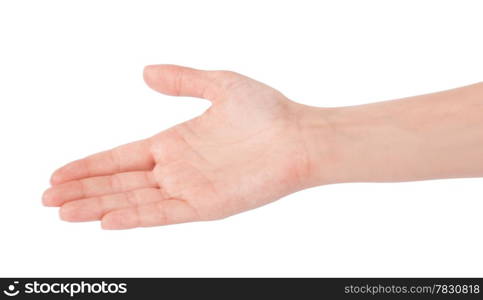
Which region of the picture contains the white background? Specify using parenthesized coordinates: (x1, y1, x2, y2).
(0, 0, 482, 277)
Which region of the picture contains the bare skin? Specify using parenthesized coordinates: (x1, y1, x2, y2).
(43, 65, 483, 229)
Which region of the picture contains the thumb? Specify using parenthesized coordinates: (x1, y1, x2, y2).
(143, 64, 226, 102)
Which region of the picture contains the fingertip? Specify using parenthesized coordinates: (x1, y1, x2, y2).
(50, 171, 64, 185)
(42, 187, 64, 207)
(50, 164, 71, 185)
(143, 64, 160, 87)
(42, 188, 55, 206)
(58, 205, 72, 222)
(143, 64, 157, 72)
(101, 211, 135, 230)
(50, 161, 85, 185)
(100, 220, 117, 230)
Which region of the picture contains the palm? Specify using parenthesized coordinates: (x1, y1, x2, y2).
(44, 65, 308, 229)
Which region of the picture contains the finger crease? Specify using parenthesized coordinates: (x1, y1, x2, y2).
(81, 159, 91, 178)
(110, 149, 122, 173)
(110, 174, 122, 193)
(144, 172, 156, 188)
(78, 180, 87, 199)
(156, 202, 168, 225)
(174, 69, 185, 96)
(97, 196, 106, 212)
(134, 205, 142, 227)
(125, 190, 139, 206)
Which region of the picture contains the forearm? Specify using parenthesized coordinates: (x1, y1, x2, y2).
(301, 82, 483, 186)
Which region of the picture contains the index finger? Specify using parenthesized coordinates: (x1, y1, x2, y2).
(50, 138, 154, 185)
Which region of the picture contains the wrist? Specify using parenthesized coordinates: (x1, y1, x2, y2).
(295, 102, 385, 186)
(294, 104, 349, 187)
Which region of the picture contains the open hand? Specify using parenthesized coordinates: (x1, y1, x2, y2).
(43, 65, 316, 229)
